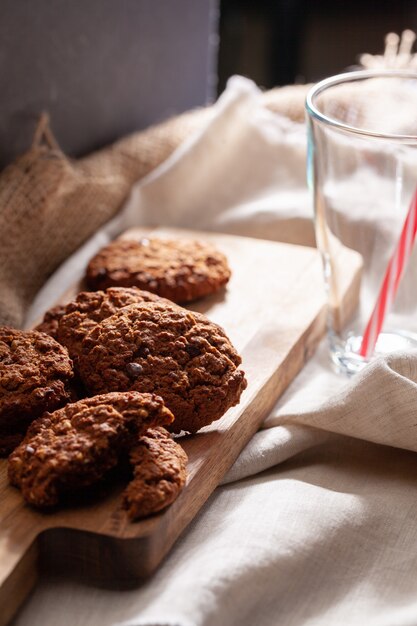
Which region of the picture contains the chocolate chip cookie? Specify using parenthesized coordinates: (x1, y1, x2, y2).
(0, 327, 74, 455)
(78, 302, 247, 433)
(122, 426, 187, 520)
(85, 238, 231, 303)
(8, 391, 174, 507)
(45, 287, 167, 365)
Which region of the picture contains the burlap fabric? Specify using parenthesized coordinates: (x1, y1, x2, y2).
(0, 85, 309, 328)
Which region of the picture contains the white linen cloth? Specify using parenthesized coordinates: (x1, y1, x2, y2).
(14, 76, 417, 626)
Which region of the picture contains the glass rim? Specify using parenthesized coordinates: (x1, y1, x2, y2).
(306, 69, 417, 142)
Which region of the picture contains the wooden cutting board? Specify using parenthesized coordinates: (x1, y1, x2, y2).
(0, 227, 362, 625)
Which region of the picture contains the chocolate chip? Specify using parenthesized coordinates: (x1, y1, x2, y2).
(126, 363, 143, 379)
(136, 345, 150, 358)
(185, 344, 200, 358)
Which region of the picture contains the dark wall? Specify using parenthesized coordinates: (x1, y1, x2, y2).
(218, 0, 417, 91)
(0, 0, 218, 168)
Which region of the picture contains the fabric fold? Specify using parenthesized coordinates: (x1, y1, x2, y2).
(272, 352, 417, 453)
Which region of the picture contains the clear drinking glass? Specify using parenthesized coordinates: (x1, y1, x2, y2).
(306, 70, 417, 375)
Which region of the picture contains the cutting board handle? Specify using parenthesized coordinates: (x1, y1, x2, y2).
(0, 522, 39, 626)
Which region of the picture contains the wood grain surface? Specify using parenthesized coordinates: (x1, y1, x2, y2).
(0, 227, 362, 625)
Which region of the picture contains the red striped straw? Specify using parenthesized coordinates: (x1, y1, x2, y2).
(359, 188, 417, 358)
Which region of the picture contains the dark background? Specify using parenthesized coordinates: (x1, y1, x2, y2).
(0, 0, 218, 168)
(0, 0, 416, 167)
(218, 0, 417, 91)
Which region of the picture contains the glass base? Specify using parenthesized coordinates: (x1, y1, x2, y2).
(330, 329, 417, 376)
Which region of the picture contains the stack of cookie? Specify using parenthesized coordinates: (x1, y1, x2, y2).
(1, 237, 247, 520)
